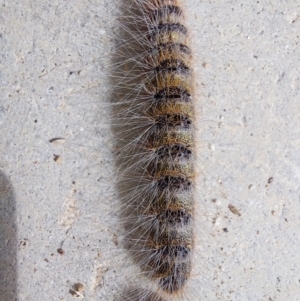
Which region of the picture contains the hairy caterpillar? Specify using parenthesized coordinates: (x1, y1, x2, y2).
(113, 0, 197, 299)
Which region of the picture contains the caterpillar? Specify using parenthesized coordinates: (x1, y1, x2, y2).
(113, 0, 196, 299)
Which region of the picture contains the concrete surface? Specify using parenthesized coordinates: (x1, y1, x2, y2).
(1, 0, 300, 300)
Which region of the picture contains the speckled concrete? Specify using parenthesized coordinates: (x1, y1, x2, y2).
(1, 0, 300, 300)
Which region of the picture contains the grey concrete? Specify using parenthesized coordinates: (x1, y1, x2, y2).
(1, 0, 300, 300)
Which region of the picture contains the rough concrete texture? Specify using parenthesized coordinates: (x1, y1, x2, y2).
(1, 0, 300, 300)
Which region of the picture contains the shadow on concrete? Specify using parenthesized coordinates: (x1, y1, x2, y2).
(109, 1, 169, 301)
(0, 171, 17, 301)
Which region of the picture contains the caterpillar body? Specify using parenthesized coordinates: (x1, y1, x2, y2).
(113, 0, 196, 299)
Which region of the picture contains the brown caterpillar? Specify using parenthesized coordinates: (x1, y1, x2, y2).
(113, 0, 195, 298)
